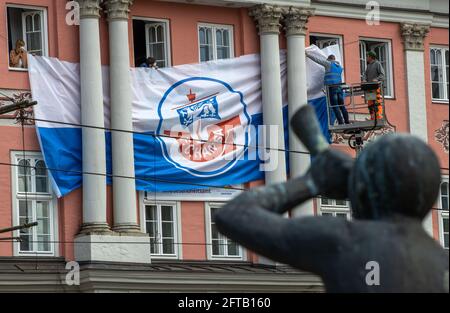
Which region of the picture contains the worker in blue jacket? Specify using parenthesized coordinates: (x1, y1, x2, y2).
(306, 52, 350, 125)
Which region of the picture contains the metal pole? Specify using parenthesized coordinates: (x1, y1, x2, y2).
(0, 222, 38, 234)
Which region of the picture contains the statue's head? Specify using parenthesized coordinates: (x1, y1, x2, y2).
(349, 134, 441, 220)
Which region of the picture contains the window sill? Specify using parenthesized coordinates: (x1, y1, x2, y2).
(208, 256, 245, 262)
(8, 67, 28, 72)
(151, 254, 179, 260)
(432, 100, 449, 105)
(17, 252, 55, 257)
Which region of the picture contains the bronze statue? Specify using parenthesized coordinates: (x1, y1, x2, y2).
(215, 105, 449, 293)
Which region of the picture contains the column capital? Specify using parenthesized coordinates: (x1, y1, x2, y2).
(76, 0, 102, 19)
(249, 4, 284, 35)
(400, 23, 430, 51)
(283, 6, 315, 37)
(105, 0, 134, 21)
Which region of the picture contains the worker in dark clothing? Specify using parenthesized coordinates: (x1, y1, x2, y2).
(363, 51, 385, 120)
(306, 52, 350, 125)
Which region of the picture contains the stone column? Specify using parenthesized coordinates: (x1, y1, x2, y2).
(250, 4, 287, 186)
(401, 23, 430, 142)
(283, 6, 314, 217)
(77, 0, 109, 233)
(105, 0, 140, 233)
(400, 23, 433, 236)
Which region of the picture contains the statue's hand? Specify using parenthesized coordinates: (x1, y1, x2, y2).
(309, 149, 354, 200)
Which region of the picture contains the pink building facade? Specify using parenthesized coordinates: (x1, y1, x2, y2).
(0, 0, 448, 292)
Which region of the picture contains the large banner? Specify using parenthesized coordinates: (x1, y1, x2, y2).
(29, 45, 340, 197)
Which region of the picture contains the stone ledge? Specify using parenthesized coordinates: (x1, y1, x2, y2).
(74, 234, 152, 264)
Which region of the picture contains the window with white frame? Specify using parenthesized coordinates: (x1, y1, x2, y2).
(133, 18, 171, 68)
(144, 202, 179, 257)
(430, 47, 449, 102)
(360, 39, 394, 97)
(7, 5, 48, 69)
(198, 24, 234, 62)
(310, 34, 345, 81)
(310, 34, 343, 56)
(206, 203, 243, 259)
(12, 152, 56, 255)
(319, 197, 351, 219)
(439, 180, 449, 250)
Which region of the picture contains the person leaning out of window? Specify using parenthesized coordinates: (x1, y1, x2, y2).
(9, 39, 28, 69)
(139, 56, 158, 69)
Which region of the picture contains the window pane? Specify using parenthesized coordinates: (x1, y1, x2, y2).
(161, 206, 173, 221)
(212, 239, 225, 256)
(216, 30, 223, 46)
(149, 26, 156, 43)
(436, 50, 442, 64)
(227, 239, 239, 256)
(206, 28, 212, 44)
(34, 13, 41, 31)
(200, 45, 212, 62)
(322, 212, 333, 217)
(162, 238, 174, 254)
(35, 176, 48, 193)
(432, 83, 442, 99)
(223, 30, 229, 46)
(19, 200, 32, 220)
(37, 234, 50, 252)
(444, 218, 449, 233)
(431, 66, 440, 81)
(146, 221, 157, 237)
(321, 197, 330, 205)
(36, 201, 49, 218)
(441, 182, 448, 195)
(18, 175, 32, 193)
(212, 239, 221, 256)
(20, 234, 32, 252)
(150, 43, 164, 61)
(37, 217, 50, 235)
(199, 28, 206, 45)
(441, 181, 448, 209)
(25, 15, 33, 31)
(217, 47, 229, 60)
(156, 25, 163, 42)
(161, 221, 173, 237)
(18, 159, 31, 175)
(28, 32, 42, 53)
(35, 160, 46, 176)
(146, 205, 157, 221)
(211, 223, 219, 240)
(336, 213, 348, 219)
(444, 234, 449, 249)
(150, 238, 158, 254)
(335, 199, 347, 206)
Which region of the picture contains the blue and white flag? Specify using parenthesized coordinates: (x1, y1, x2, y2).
(28, 45, 340, 197)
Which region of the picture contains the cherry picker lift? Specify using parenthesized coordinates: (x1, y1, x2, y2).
(325, 81, 389, 154)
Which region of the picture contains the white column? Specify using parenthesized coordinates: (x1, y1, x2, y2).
(249, 4, 286, 266)
(250, 4, 287, 185)
(401, 23, 433, 236)
(105, 0, 140, 233)
(77, 0, 109, 233)
(284, 6, 315, 217)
